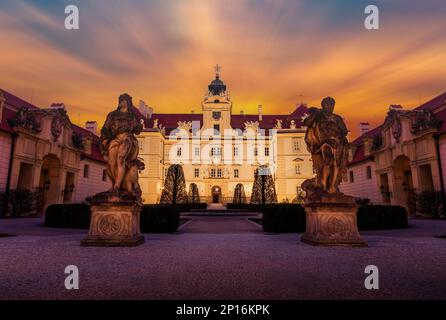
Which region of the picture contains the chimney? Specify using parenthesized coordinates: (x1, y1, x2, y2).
(389, 104, 403, 111)
(85, 121, 98, 135)
(138, 100, 148, 118)
(258, 104, 263, 121)
(359, 122, 370, 136)
(50, 103, 66, 110)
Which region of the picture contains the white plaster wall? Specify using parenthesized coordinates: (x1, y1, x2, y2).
(0, 134, 11, 191)
(73, 159, 109, 203)
(339, 161, 381, 204)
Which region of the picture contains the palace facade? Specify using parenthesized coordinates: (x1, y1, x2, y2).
(339, 92, 446, 215)
(0, 89, 109, 214)
(0, 71, 315, 212)
(136, 72, 314, 204)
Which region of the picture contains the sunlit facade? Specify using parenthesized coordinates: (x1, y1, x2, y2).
(137, 73, 314, 204)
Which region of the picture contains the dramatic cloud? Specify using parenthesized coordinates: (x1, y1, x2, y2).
(0, 0, 445, 137)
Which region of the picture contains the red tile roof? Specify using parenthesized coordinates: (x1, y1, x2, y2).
(0, 88, 105, 163)
(144, 104, 309, 134)
(348, 90, 446, 166)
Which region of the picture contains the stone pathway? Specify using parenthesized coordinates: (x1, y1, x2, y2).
(0, 216, 445, 299)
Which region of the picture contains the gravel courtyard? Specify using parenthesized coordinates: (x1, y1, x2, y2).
(0, 216, 445, 300)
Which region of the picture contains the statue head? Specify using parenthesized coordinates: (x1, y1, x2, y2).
(118, 93, 133, 112)
(321, 96, 335, 114)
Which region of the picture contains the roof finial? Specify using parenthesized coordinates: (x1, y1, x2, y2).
(214, 64, 221, 79)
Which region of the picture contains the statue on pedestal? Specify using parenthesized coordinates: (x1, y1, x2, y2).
(301, 97, 367, 247)
(100, 93, 144, 201)
(81, 93, 145, 247)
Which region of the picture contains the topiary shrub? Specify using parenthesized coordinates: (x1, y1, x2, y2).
(140, 204, 180, 233)
(44, 204, 91, 229)
(262, 204, 306, 232)
(357, 205, 408, 230)
(416, 191, 444, 218)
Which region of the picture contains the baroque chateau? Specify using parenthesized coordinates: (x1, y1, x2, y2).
(2, 68, 446, 215)
(0, 70, 313, 212)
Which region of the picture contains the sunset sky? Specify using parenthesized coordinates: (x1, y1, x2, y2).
(0, 0, 445, 137)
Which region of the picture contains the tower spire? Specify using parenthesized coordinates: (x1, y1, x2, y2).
(214, 64, 221, 79)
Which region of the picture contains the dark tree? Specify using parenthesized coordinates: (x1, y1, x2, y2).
(250, 166, 278, 205)
(188, 183, 200, 204)
(233, 183, 246, 204)
(160, 164, 188, 204)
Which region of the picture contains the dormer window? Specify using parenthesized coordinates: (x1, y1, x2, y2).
(214, 99, 220, 103)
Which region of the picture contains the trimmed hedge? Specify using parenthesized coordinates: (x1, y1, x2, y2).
(261, 204, 408, 233)
(357, 205, 408, 230)
(45, 204, 91, 229)
(174, 203, 207, 212)
(141, 204, 180, 233)
(45, 203, 180, 233)
(262, 204, 306, 232)
(226, 203, 263, 211)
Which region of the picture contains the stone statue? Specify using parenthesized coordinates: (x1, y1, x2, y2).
(82, 93, 145, 247)
(303, 97, 349, 195)
(300, 97, 367, 247)
(100, 93, 144, 200)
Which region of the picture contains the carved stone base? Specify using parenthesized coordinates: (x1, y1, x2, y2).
(301, 202, 367, 247)
(81, 201, 144, 247)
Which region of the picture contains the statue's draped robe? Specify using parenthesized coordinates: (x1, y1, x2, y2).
(100, 109, 142, 188)
(304, 109, 349, 190)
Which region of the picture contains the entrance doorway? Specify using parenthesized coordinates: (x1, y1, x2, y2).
(211, 186, 222, 204)
(38, 154, 61, 213)
(393, 156, 415, 215)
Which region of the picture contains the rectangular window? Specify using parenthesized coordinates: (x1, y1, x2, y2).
(177, 147, 182, 157)
(293, 138, 300, 152)
(217, 168, 222, 178)
(233, 146, 239, 157)
(194, 147, 200, 156)
(254, 147, 258, 156)
(138, 139, 143, 150)
(234, 169, 239, 178)
(211, 168, 216, 178)
(211, 147, 222, 156)
(366, 166, 372, 179)
(102, 169, 107, 182)
(264, 147, 269, 156)
(213, 124, 220, 135)
(349, 171, 354, 183)
(83, 165, 89, 178)
(295, 164, 301, 175)
(194, 168, 200, 178)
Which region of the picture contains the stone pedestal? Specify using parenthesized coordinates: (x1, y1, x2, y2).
(302, 201, 367, 247)
(81, 192, 144, 247)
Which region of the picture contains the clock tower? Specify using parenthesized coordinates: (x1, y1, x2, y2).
(202, 65, 232, 135)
